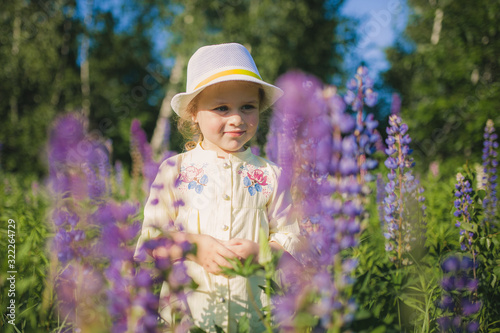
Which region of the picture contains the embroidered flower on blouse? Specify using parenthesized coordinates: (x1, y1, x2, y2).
(240, 166, 272, 197)
(179, 165, 208, 194)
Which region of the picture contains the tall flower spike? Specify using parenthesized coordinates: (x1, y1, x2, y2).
(267, 70, 377, 331)
(131, 119, 160, 191)
(454, 173, 474, 252)
(382, 114, 424, 266)
(48, 113, 113, 330)
(482, 119, 498, 226)
(344, 66, 380, 183)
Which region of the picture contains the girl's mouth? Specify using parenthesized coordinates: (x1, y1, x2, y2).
(225, 131, 245, 137)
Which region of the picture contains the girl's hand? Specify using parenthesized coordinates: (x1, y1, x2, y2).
(222, 238, 260, 263)
(188, 234, 239, 275)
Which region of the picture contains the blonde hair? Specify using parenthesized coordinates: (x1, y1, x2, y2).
(177, 83, 266, 151)
(177, 97, 203, 151)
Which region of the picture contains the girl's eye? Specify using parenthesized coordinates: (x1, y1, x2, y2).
(242, 104, 257, 112)
(213, 106, 228, 112)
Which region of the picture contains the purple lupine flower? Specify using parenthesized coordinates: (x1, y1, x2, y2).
(99, 203, 162, 333)
(48, 114, 87, 196)
(390, 93, 401, 115)
(267, 70, 379, 331)
(438, 255, 481, 332)
(137, 235, 194, 331)
(55, 263, 104, 329)
(482, 119, 498, 225)
(266, 71, 327, 192)
(344, 66, 378, 113)
(454, 173, 474, 252)
(49, 114, 111, 200)
(250, 145, 261, 156)
(382, 114, 425, 265)
(343, 67, 380, 183)
(48, 113, 113, 329)
(48, 113, 170, 332)
(131, 119, 160, 189)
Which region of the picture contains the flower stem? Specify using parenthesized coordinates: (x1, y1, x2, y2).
(397, 133, 404, 266)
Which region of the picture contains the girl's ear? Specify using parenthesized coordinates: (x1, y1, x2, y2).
(192, 113, 198, 123)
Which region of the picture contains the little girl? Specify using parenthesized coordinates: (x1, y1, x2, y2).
(135, 43, 300, 332)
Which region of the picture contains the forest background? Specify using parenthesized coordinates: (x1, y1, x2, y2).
(2, 0, 498, 177)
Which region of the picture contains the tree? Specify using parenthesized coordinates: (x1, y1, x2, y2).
(383, 0, 500, 175)
(0, 0, 81, 174)
(86, 5, 168, 168)
(0, 0, 169, 174)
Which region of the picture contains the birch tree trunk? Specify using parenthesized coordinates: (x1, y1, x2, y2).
(10, 12, 21, 124)
(80, 1, 93, 118)
(150, 56, 185, 156)
(51, 20, 73, 107)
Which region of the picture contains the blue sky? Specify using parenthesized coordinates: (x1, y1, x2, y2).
(341, 0, 409, 76)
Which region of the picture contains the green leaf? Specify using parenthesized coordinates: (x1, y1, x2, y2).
(236, 315, 250, 333)
(294, 312, 319, 328)
(354, 309, 372, 320)
(258, 227, 272, 265)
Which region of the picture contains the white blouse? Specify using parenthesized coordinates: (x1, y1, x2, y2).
(135, 144, 300, 332)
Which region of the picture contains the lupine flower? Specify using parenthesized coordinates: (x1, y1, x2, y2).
(48, 114, 86, 196)
(113, 160, 127, 196)
(482, 119, 498, 226)
(344, 67, 380, 183)
(430, 161, 440, 177)
(454, 173, 474, 252)
(55, 263, 104, 330)
(390, 93, 401, 115)
(138, 235, 194, 331)
(47, 113, 194, 332)
(131, 119, 160, 190)
(438, 256, 481, 332)
(267, 70, 379, 331)
(344, 66, 378, 112)
(382, 114, 425, 265)
(250, 145, 261, 156)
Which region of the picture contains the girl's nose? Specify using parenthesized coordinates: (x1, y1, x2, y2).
(227, 110, 244, 126)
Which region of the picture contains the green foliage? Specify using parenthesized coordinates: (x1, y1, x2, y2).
(384, 0, 500, 175)
(455, 163, 500, 331)
(0, 0, 80, 175)
(86, 7, 167, 168)
(0, 174, 57, 331)
(0, 0, 168, 175)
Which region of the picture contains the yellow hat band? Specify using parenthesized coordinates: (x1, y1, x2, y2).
(194, 69, 262, 90)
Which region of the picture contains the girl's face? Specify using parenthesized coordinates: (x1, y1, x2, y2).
(193, 81, 260, 157)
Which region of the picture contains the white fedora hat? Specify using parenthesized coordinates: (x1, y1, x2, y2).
(171, 43, 284, 118)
